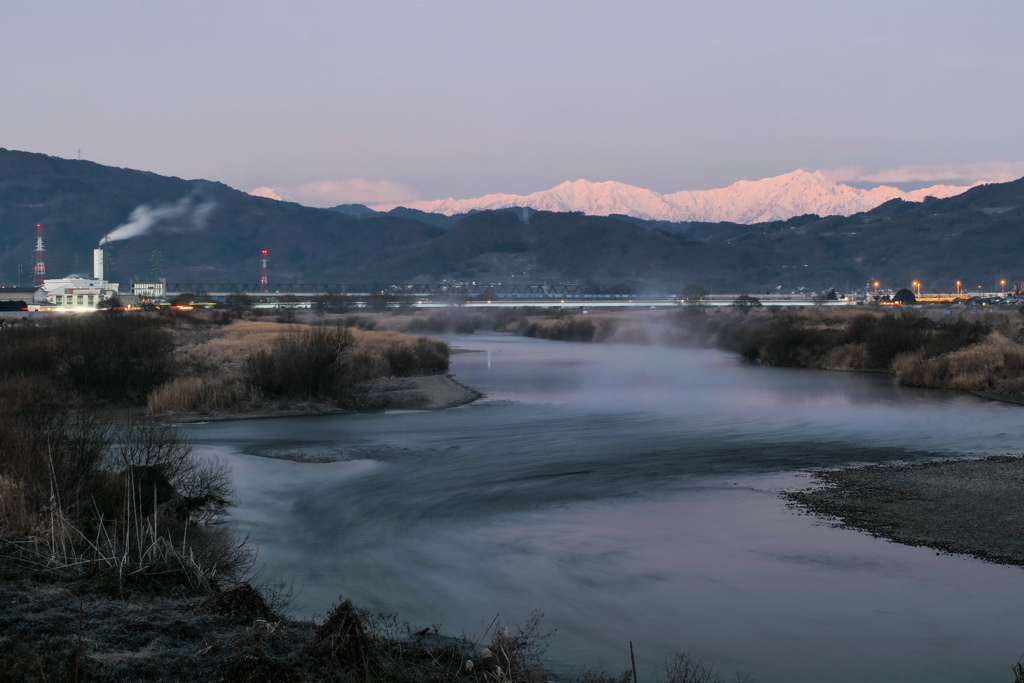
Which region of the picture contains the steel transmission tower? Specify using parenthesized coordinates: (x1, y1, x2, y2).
(33, 224, 46, 285)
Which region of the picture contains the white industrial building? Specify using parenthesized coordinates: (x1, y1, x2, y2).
(35, 245, 119, 310)
(39, 277, 120, 309)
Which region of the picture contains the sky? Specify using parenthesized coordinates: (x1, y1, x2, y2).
(2, 1, 1023, 207)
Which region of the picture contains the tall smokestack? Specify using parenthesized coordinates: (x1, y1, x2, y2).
(93, 247, 104, 281)
(33, 223, 46, 285)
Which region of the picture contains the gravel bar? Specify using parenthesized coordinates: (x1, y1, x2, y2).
(787, 455, 1024, 566)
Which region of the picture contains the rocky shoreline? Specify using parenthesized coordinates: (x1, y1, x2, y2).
(787, 455, 1024, 567)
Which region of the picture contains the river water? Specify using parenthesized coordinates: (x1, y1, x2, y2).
(187, 334, 1024, 682)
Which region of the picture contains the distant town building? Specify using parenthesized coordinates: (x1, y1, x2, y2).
(39, 277, 119, 309)
(131, 279, 166, 299)
(0, 286, 40, 310)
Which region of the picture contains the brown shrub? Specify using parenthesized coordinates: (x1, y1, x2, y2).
(148, 376, 254, 414)
(525, 316, 598, 342)
(222, 628, 297, 683)
(349, 331, 450, 378)
(821, 343, 870, 371)
(0, 314, 175, 404)
(246, 325, 358, 401)
(0, 475, 37, 536)
(178, 320, 301, 376)
(894, 334, 1024, 391)
(301, 598, 374, 678)
(199, 583, 276, 623)
(0, 414, 248, 591)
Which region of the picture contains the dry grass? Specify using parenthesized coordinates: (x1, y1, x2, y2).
(175, 321, 287, 376)
(174, 321, 447, 378)
(149, 321, 449, 414)
(0, 475, 38, 537)
(3, 492, 251, 593)
(820, 343, 870, 371)
(523, 315, 619, 342)
(659, 651, 749, 683)
(349, 329, 450, 377)
(893, 332, 1024, 392)
(0, 416, 251, 591)
(147, 376, 256, 414)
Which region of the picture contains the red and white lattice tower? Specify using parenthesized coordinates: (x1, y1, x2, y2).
(33, 223, 46, 285)
(259, 250, 269, 293)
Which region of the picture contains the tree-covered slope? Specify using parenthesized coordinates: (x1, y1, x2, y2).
(1, 148, 1022, 293)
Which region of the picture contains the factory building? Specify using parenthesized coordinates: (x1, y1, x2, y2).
(35, 244, 119, 310)
(40, 277, 120, 309)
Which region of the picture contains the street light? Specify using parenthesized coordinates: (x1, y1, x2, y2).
(912, 281, 920, 297)
(1001, 279, 1006, 294)
(956, 281, 961, 297)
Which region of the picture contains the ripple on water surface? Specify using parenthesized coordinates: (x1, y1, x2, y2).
(188, 335, 1024, 682)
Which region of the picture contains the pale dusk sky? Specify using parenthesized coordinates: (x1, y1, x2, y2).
(2, 1, 1022, 206)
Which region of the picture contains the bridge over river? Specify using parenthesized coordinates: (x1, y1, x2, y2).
(164, 283, 856, 308)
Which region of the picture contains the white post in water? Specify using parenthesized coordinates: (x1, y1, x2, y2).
(93, 247, 104, 282)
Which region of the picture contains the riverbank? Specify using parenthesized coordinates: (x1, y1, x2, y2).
(0, 313, 510, 682)
(144, 317, 459, 417)
(787, 455, 1024, 566)
(168, 374, 481, 422)
(368, 373, 482, 410)
(337, 306, 1024, 404)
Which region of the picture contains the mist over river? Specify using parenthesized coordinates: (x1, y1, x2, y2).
(187, 335, 1024, 682)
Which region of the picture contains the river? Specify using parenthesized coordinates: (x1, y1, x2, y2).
(187, 334, 1024, 682)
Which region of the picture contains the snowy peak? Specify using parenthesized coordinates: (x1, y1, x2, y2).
(371, 170, 978, 224)
(249, 186, 293, 202)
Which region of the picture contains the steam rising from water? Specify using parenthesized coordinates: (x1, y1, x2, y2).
(101, 195, 215, 244)
(192, 336, 1024, 682)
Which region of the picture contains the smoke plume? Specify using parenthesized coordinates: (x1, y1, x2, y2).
(101, 195, 215, 244)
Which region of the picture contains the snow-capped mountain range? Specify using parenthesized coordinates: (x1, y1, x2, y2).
(377, 170, 978, 224)
(251, 170, 979, 224)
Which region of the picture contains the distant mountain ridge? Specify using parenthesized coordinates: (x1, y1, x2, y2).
(4, 147, 1021, 292)
(363, 170, 977, 224)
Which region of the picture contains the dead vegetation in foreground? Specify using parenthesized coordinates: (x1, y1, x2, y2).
(0, 576, 752, 683)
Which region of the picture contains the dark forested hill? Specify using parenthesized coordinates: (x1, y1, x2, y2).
(691, 180, 1024, 293)
(0, 149, 443, 285)
(1, 148, 1022, 293)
